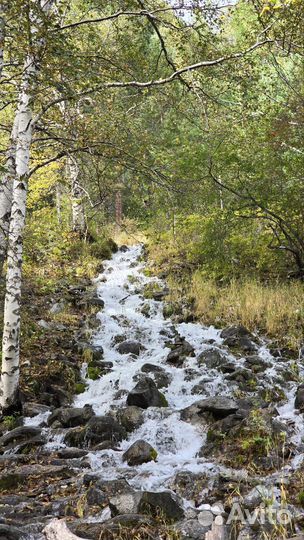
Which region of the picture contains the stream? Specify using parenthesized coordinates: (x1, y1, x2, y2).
(11, 245, 304, 538)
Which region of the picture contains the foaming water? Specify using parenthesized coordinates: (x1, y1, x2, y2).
(71, 245, 304, 494)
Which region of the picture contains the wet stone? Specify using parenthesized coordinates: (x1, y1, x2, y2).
(122, 440, 157, 466)
(139, 491, 185, 521)
(115, 406, 144, 432)
(197, 348, 227, 369)
(117, 340, 142, 356)
(127, 377, 168, 408)
(48, 405, 94, 428)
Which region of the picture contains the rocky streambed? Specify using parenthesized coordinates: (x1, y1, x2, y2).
(1, 244, 304, 540)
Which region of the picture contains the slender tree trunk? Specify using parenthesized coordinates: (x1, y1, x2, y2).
(0, 55, 34, 410)
(69, 155, 86, 236)
(56, 182, 62, 225)
(0, 2, 5, 80)
(115, 190, 122, 227)
(0, 115, 19, 272)
(0, 0, 54, 411)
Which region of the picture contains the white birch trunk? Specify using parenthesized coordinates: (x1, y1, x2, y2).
(0, 54, 35, 409)
(0, 116, 19, 269)
(69, 155, 86, 236)
(0, 0, 53, 410)
(0, 2, 5, 80)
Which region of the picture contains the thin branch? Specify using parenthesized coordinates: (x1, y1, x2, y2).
(33, 39, 272, 124)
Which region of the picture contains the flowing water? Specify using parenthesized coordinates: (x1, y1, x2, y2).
(24, 244, 304, 538)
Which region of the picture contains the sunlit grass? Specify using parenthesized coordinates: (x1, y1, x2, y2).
(191, 273, 304, 349)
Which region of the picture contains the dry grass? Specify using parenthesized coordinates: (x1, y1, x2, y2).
(191, 273, 304, 349)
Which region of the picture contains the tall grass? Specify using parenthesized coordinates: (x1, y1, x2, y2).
(191, 273, 304, 349)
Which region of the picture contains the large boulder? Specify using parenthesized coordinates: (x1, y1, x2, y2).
(116, 406, 144, 432)
(117, 340, 142, 356)
(85, 416, 127, 447)
(181, 397, 238, 423)
(197, 348, 227, 369)
(127, 377, 168, 409)
(48, 405, 94, 428)
(220, 325, 257, 353)
(141, 363, 172, 388)
(122, 440, 157, 466)
(139, 491, 184, 521)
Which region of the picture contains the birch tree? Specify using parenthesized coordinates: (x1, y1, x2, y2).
(0, 0, 54, 411)
(68, 154, 86, 236)
(0, 116, 18, 272)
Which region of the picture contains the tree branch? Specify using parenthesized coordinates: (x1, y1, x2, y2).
(33, 39, 272, 124)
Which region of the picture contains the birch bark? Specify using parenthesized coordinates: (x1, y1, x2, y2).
(68, 155, 86, 236)
(0, 115, 19, 271)
(0, 2, 5, 79)
(0, 0, 53, 410)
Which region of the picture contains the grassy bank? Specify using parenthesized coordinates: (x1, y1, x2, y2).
(191, 274, 304, 351)
(148, 238, 304, 353)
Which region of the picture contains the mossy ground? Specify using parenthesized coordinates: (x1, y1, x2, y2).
(0, 233, 117, 422)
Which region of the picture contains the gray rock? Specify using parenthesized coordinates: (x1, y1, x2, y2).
(117, 340, 142, 356)
(191, 380, 207, 395)
(57, 448, 88, 459)
(127, 377, 168, 409)
(197, 348, 227, 369)
(122, 440, 157, 466)
(139, 491, 184, 521)
(220, 324, 253, 340)
(63, 426, 86, 448)
(166, 337, 195, 367)
(225, 368, 253, 383)
(176, 518, 210, 540)
(48, 405, 94, 428)
(95, 478, 134, 497)
(109, 492, 142, 516)
(140, 363, 172, 388)
(168, 471, 209, 503)
(0, 426, 41, 449)
(0, 525, 27, 540)
(243, 485, 269, 509)
(295, 384, 304, 410)
(86, 486, 107, 506)
(181, 397, 238, 423)
(244, 355, 271, 372)
(22, 402, 50, 418)
(85, 416, 127, 446)
(80, 290, 105, 308)
(221, 325, 257, 353)
(37, 319, 50, 329)
(49, 301, 65, 314)
(116, 406, 144, 432)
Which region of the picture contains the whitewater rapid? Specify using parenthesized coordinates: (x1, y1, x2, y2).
(68, 244, 304, 494)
